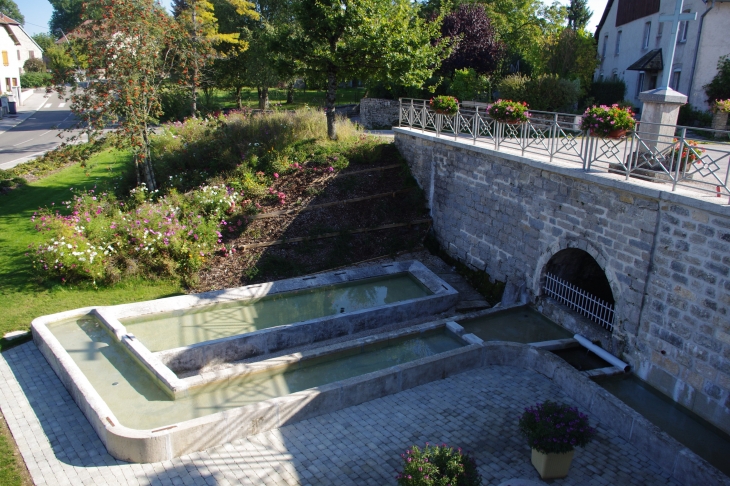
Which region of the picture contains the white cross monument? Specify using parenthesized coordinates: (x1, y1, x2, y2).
(637, 0, 697, 154)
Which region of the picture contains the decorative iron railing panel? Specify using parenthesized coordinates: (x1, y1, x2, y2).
(543, 272, 615, 332)
(398, 99, 730, 203)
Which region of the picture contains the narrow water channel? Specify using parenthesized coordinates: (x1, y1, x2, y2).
(122, 273, 431, 352)
(600, 375, 730, 476)
(458, 307, 573, 343)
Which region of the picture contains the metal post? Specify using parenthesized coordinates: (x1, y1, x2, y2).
(398, 98, 402, 127)
(672, 127, 686, 191)
(550, 113, 558, 162)
(422, 100, 426, 132)
(454, 107, 459, 141)
(473, 107, 478, 145)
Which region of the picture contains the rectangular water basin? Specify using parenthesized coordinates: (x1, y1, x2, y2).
(103, 261, 458, 379)
(457, 306, 573, 343)
(33, 311, 479, 463)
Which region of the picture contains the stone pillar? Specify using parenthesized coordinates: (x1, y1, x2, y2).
(712, 110, 728, 134)
(637, 88, 687, 155)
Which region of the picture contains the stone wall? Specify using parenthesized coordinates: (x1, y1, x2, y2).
(394, 127, 730, 434)
(359, 98, 400, 130)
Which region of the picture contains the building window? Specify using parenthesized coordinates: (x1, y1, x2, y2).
(4, 78, 9, 92)
(671, 70, 681, 90)
(29, 51, 35, 59)
(601, 35, 608, 64)
(678, 10, 690, 43)
(637, 72, 645, 96)
(615, 31, 622, 55)
(11, 78, 17, 87)
(1, 51, 8, 67)
(643, 22, 651, 49)
(17, 50, 21, 61)
(612, 69, 619, 81)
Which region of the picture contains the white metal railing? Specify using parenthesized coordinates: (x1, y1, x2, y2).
(398, 98, 730, 203)
(543, 272, 615, 332)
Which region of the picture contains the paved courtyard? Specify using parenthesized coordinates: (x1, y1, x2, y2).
(0, 341, 678, 486)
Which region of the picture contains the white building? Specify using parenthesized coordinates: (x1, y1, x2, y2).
(0, 13, 44, 94)
(595, 0, 730, 111)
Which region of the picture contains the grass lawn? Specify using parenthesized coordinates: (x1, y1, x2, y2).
(0, 150, 185, 486)
(205, 86, 366, 111)
(0, 150, 184, 352)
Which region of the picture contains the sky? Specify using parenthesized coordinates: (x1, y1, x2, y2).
(17, 0, 608, 37)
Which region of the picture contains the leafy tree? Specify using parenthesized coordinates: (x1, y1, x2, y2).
(567, 0, 592, 31)
(544, 28, 597, 93)
(440, 4, 505, 76)
(31, 33, 56, 51)
(59, 0, 185, 189)
(291, 0, 445, 139)
(448, 68, 491, 102)
(23, 58, 46, 72)
(173, 0, 258, 115)
(49, 0, 84, 34)
(0, 0, 23, 23)
(46, 41, 78, 84)
(704, 55, 730, 104)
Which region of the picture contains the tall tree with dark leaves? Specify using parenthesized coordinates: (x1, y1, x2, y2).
(291, 0, 445, 140)
(440, 4, 505, 76)
(0, 0, 23, 24)
(49, 0, 84, 35)
(567, 0, 592, 31)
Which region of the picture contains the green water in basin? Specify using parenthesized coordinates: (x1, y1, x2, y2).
(600, 375, 730, 476)
(49, 316, 460, 430)
(121, 273, 431, 352)
(458, 307, 573, 343)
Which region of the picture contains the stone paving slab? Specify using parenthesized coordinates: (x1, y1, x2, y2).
(0, 341, 678, 485)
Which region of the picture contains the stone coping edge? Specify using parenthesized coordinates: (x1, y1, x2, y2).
(394, 127, 730, 215)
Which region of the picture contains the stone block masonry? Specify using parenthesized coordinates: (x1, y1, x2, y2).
(359, 98, 400, 129)
(395, 127, 730, 435)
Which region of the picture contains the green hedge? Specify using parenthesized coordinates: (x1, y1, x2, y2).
(586, 79, 626, 107)
(20, 72, 52, 88)
(496, 74, 579, 112)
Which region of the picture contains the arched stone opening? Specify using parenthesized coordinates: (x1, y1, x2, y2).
(544, 248, 615, 305)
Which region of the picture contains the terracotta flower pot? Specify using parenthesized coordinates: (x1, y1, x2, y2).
(591, 128, 627, 139)
(435, 109, 457, 116)
(531, 449, 575, 479)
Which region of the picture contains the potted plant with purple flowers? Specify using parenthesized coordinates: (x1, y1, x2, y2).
(518, 401, 596, 479)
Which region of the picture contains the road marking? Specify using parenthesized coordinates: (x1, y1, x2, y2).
(13, 139, 33, 146)
(0, 151, 46, 169)
(44, 103, 52, 108)
(40, 130, 51, 136)
(58, 103, 66, 108)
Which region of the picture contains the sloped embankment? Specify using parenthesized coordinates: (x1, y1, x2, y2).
(193, 143, 432, 291)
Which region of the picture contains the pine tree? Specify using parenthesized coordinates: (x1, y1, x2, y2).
(567, 0, 592, 31)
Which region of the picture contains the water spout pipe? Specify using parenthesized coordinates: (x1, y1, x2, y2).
(574, 334, 631, 372)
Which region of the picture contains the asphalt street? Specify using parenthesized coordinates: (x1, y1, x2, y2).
(0, 91, 77, 170)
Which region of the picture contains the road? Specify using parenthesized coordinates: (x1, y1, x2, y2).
(0, 91, 78, 170)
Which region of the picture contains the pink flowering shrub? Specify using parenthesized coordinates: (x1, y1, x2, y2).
(396, 444, 481, 486)
(580, 104, 636, 137)
(31, 185, 238, 285)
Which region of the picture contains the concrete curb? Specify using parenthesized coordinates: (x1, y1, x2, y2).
(0, 90, 48, 137)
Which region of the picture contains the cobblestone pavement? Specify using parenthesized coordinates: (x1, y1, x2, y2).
(0, 342, 678, 486)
